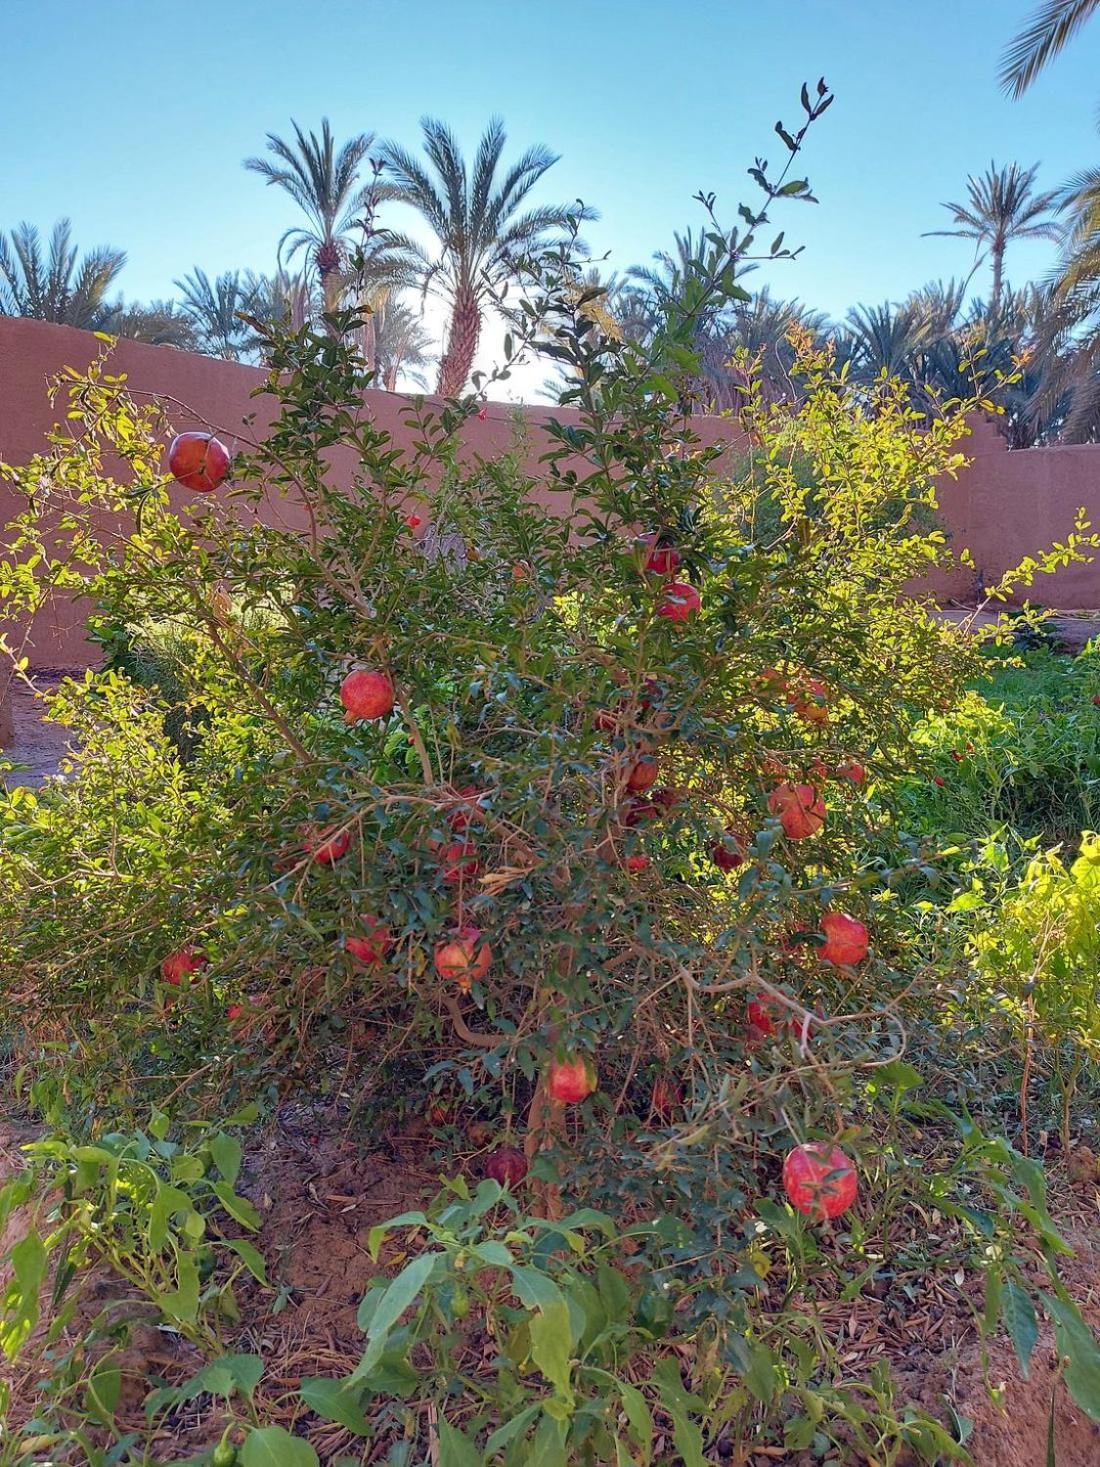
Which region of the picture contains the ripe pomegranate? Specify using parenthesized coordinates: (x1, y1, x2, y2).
(767, 782, 826, 840)
(308, 825, 352, 864)
(746, 994, 784, 1037)
(340, 669, 394, 724)
(757, 666, 790, 697)
(439, 840, 480, 885)
(650, 1076, 682, 1121)
(447, 785, 483, 832)
(345, 915, 393, 966)
(787, 677, 829, 725)
(1093, 695, 1100, 707)
(625, 756, 659, 793)
(639, 533, 682, 576)
(622, 796, 656, 827)
(167, 432, 230, 492)
(710, 829, 747, 872)
(819, 912, 869, 966)
(548, 1056, 596, 1104)
(836, 758, 866, 786)
(656, 581, 701, 623)
(434, 925, 492, 991)
(161, 946, 207, 986)
(625, 853, 650, 873)
(226, 1003, 244, 1023)
(783, 1142, 858, 1220)
(933, 775, 947, 788)
(483, 1146, 528, 1186)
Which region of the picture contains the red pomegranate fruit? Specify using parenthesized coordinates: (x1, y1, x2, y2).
(622, 796, 656, 827)
(483, 1146, 528, 1186)
(783, 1142, 858, 1220)
(656, 581, 701, 623)
(548, 1056, 597, 1104)
(433, 925, 492, 991)
(447, 785, 483, 832)
(639, 533, 682, 576)
(787, 676, 829, 725)
(226, 1003, 244, 1023)
(818, 912, 869, 966)
(767, 782, 826, 840)
(340, 669, 395, 725)
(836, 758, 866, 786)
(625, 756, 659, 793)
(161, 946, 207, 986)
(625, 853, 650, 873)
(404, 512, 423, 529)
(710, 829, 747, 872)
(167, 432, 230, 492)
(345, 915, 393, 966)
(308, 825, 352, 864)
(439, 840, 480, 885)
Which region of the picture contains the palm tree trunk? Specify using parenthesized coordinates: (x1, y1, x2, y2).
(991, 238, 1005, 313)
(436, 286, 481, 397)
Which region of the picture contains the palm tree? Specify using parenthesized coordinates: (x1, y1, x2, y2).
(924, 163, 1061, 310)
(100, 300, 198, 350)
(705, 290, 827, 408)
(245, 119, 375, 311)
(372, 298, 434, 390)
(1001, 0, 1099, 96)
(841, 300, 934, 384)
(0, 219, 126, 328)
(175, 269, 264, 360)
(378, 116, 593, 397)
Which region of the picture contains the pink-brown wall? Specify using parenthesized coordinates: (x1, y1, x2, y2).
(1, 317, 1098, 669)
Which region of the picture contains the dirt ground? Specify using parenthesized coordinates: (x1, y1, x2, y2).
(2, 1108, 1100, 1466)
(1, 673, 71, 787)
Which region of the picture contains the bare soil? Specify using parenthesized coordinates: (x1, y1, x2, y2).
(2, 1108, 1099, 1465)
(1, 673, 72, 787)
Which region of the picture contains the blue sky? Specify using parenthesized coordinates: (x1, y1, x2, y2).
(4, 0, 1098, 391)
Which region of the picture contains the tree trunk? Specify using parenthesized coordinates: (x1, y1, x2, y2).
(991, 238, 1004, 313)
(436, 286, 481, 398)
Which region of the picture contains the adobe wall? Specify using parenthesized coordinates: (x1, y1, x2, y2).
(1, 317, 1097, 671)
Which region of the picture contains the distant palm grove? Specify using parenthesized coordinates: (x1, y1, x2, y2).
(3, 5, 1100, 442)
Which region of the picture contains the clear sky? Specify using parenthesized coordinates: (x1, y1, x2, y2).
(4, 0, 1098, 395)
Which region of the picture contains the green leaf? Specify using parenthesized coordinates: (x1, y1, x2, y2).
(160, 1252, 199, 1324)
(437, 1417, 483, 1467)
(1042, 1293, 1100, 1419)
(211, 1181, 261, 1231)
(529, 1301, 574, 1405)
(509, 1264, 564, 1311)
(210, 1133, 243, 1187)
(484, 1404, 539, 1454)
(618, 1379, 653, 1463)
(241, 1425, 320, 1467)
(1003, 1282, 1038, 1379)
(299, 1378, 371, 1436)
(225, 1238, 269, 1284)
(350, 1252, 439, 1382)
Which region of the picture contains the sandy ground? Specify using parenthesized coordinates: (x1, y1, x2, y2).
(1, 674, 73, 787)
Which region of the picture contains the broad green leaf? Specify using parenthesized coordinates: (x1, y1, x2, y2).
(618, 1379, 653, 1462)
(529, 1301, 574, 1404)
(211, 1181, 261, 1231)
(1003, 1282, 1038, 1379)
(241, 1425, 320, 1467)
(1042, 1293, 1100, 1419)
(299, 1377, 371, 1436)
(225, 1238, 269, 1284)
(437, 1417, 483, 1467)
(509, 1264, 564, 1312)
(210, 1132, 242, 1187)
(350, 1252, 439, 1382)
(159, 1252, 199, 1324)
(484, 1404, 539, 1453)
